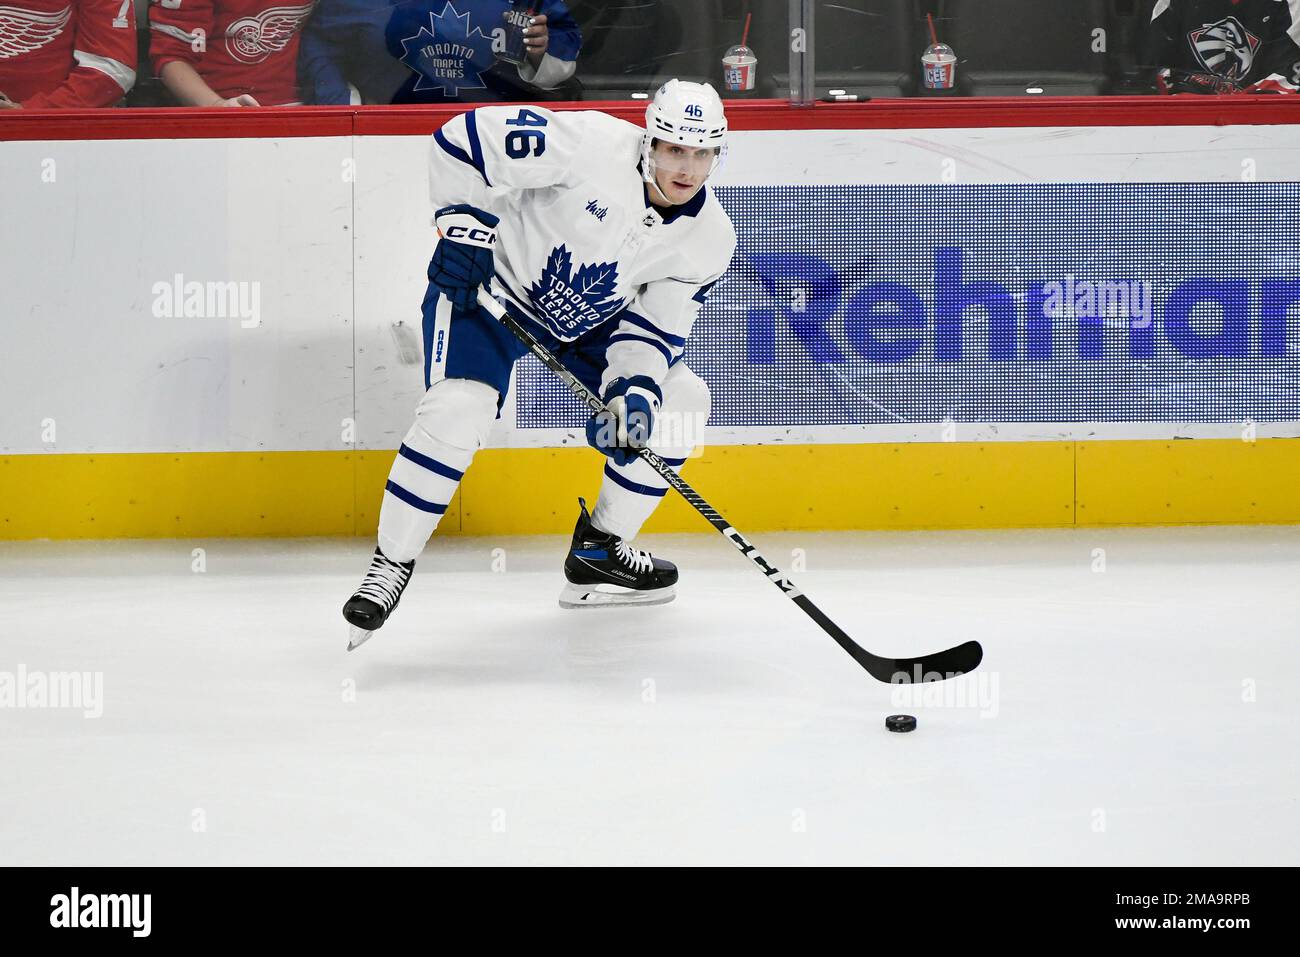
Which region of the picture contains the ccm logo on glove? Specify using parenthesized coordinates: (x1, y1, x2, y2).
(435, 206, 499, 249)
(441, 222, 498, 247)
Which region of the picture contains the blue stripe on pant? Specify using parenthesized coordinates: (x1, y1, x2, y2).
(398, 443, 465, 481)
(384, 480, 449, 514)
(602, 463, 668, 498)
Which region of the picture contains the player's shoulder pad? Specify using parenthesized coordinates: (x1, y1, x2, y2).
(471, 104, 569, 147)
(531, 109, 643, 159)
(686, 188, 738, 279)
(470, 103, 563, 125)
(446, 105, 590, 184)
(574, 110, 644, 140)
(472, 105, 635, 137)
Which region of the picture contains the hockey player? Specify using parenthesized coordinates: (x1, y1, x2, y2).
(1147, 0, 1300, 93)
(342, 79, 737, 643)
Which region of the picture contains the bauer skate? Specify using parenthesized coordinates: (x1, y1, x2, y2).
(559, 498, 677, 608)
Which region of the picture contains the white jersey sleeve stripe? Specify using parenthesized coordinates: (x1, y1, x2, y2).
(515, 52, 577, 90)
(150, 23, 200, 45)
(73, 49, 136, 94)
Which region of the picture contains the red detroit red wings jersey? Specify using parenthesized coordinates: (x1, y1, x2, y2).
(0, 0, 136, 107)
(149, 0, 316, 104)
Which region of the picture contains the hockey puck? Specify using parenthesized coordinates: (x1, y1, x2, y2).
(885, 714, 917, 733)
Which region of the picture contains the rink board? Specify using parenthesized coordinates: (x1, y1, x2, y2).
(6, 438, 1300, 538)
(2, 100, 1299, 538)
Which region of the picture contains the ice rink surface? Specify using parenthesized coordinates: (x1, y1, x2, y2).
(2, 525, 1297, 866)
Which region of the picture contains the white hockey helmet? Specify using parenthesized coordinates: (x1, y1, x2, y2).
(642, 79, 728, 195)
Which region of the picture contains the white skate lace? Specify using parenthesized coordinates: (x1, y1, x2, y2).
(614, 539, 655, 575)
(355, 554, 411, 609)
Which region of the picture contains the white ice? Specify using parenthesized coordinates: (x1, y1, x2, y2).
(1, 526, 1297, 866)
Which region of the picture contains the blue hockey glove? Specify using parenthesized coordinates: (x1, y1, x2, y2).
(429, 204, 500, 310)
(586, 376, 663, 467)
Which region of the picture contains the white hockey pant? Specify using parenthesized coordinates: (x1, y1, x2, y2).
(376, 364, 710, 561)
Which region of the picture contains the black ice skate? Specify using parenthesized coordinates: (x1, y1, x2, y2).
(560, 498, 677, 609)
(343, 547, 415, 650)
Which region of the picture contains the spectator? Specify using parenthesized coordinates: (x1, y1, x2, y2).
(149, 0, 316, 106)
(1146, 0, 1300, 93)
(298, 0, 579, 105)
(0, 0, 137, 108)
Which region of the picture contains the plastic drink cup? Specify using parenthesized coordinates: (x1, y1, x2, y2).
(723, 44, 757, 92)
(922, 42, 956, 90)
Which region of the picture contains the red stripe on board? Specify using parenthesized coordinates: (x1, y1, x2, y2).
(2, 96, 1300, 142)
(0, 106, 357, 141)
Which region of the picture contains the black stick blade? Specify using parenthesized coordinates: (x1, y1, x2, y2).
(863, 639, 984, 685)
(797, 595, 984, 685)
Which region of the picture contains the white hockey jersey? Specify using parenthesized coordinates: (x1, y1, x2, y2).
(428, 105, 738, 390)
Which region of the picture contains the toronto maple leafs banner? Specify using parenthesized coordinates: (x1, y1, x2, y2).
(516, 181, 1300, 431)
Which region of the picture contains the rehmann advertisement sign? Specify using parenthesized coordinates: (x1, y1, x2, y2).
(519, 182, 1300, 430)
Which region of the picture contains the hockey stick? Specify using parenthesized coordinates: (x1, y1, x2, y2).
(476, 289, 982, 684)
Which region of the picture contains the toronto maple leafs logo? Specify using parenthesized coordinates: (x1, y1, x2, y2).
(528, 246, 623, 338)
(1189, 17, 1262, 81)
(398, 1, 495, 96)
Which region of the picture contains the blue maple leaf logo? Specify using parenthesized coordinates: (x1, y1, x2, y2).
(528, 245, 624, 337)
(398, 2, 494, 96)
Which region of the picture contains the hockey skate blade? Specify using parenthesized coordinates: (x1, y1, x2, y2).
(558, 581, 676, 609)
(347, 624, 378, 651)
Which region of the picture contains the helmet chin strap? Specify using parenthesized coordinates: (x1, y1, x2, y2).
(641, 143, 672, 206)
(646, 172, 674, 207)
